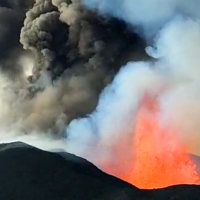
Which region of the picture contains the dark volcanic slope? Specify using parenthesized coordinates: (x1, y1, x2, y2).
(1, 142, 200, 200)
(0, 142, 145, 200)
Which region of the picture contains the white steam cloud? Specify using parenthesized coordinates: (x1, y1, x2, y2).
(64, 6, 200, 178)
(83, 0, 200, 38)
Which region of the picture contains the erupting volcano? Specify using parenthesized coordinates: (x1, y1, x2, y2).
(122, 94, 200, 189)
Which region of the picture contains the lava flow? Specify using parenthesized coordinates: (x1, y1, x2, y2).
(125, 94, 200, 189)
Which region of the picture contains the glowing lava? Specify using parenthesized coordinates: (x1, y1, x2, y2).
(126, 94, 200, 189)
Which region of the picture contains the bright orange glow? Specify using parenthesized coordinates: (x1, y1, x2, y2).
(124, 94, 200, 189)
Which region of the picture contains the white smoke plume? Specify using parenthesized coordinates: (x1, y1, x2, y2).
(64, 4, 200, 178)
(156, 17, 200, 156)
(83, 0, 200, 38)
(65, 62, 164, 177)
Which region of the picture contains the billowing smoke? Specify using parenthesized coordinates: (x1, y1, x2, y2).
(0, 0, 145, 143)
(20, 0, 143, 82)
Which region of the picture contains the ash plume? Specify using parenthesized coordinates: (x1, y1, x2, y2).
(20, 0, 143, 82)
(0, 0, 35, 84)
(0, 0, 145, 141)
(20, 0, 65, 81)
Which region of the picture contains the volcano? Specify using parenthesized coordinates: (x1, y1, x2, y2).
(0, 142, 200, 200)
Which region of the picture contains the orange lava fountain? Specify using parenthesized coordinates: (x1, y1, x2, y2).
(125, 94, 200, 189)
